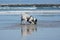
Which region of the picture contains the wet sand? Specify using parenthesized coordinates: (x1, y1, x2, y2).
(0, 21, 60, 40)
(0, 21, 60, 30)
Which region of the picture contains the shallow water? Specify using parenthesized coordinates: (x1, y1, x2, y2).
(0, 12, 60, 40)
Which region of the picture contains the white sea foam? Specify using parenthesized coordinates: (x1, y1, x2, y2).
(0, 10, 60, 15)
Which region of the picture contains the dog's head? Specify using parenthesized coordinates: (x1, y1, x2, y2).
(33, 18, 37, 24)
(28, 17, 37, 24)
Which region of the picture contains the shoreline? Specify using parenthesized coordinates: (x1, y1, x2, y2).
(0, 10, 60, 15)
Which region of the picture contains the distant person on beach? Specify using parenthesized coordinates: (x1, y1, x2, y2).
(21, 12, 37, 24)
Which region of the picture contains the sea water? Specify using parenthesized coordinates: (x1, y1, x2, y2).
(0, 7, 60, 40)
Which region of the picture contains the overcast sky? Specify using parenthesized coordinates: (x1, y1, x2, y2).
(0, 0, 60, 4)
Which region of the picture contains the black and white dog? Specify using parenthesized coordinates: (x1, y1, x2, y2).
(21, 12, 37, 24)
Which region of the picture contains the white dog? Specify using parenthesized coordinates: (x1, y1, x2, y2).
(21, 12, 37, 24)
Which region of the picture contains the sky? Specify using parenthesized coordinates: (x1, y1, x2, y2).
(0, 0, 60, 4)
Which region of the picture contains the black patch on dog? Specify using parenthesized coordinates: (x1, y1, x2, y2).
(29, 21, 32, 24)
(27, 18, 29, 22)
(27, 16, 32, 22)
(34, 19, 37, 24)
(35, 19, 37, 22)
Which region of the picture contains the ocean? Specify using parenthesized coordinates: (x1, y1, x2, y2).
(0, 7, 60, 40)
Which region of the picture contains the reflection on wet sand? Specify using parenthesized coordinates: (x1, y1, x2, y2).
(21, 24, 37, 36)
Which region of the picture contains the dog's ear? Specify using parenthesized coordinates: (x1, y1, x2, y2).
(35, 19, 37, 22)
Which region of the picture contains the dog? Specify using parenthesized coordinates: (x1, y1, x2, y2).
(21, 12, 37, 24)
